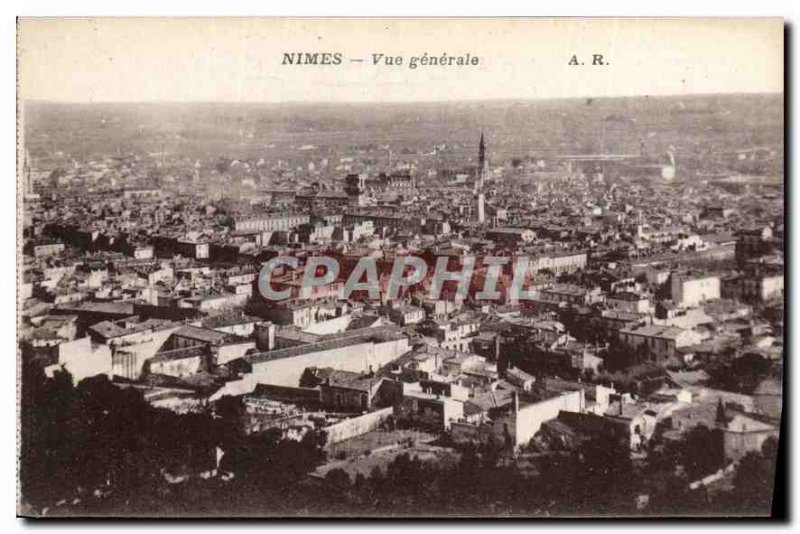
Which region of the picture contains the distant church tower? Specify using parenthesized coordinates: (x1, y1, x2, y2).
(475, 131, 486, 223)
(478, 131, 488, 188)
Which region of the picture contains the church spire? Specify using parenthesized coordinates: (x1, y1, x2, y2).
(478, 131, 486, 171)
(475, 131, 486, 223)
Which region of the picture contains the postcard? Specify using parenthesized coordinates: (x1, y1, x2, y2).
(17, 17, 784, 518)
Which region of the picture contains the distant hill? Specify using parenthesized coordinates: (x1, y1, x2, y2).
(21, 93, 783, 170)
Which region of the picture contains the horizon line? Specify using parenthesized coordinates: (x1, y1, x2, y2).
(20, 90, 784, 107)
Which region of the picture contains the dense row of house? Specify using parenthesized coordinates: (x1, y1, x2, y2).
(21, 136, 783, 491)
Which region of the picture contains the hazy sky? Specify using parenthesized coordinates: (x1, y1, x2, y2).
(18, 18, 783, 103)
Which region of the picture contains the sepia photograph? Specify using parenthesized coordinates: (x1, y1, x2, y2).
(16, 17, 785, 518)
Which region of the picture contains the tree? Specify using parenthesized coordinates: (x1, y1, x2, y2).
(761, 436, 779, 462)
(680, 425, 724, 481)
(214, 395, 246, 446)
(572, 433, 636, 513)
(19, 364, 225, 515)
(325, 468, 351, 490)
(730, 451, 774, 514)
(708, 353, 772, 394)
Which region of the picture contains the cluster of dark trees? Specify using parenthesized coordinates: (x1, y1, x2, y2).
(20, 359, 778, 517)
(20, 359, 223, 514)
(315, 435, 641, 516)
(318, 428, 777, 517)
(643, 423, 779, 516)
(321, 412, 778, 517)
(706, 352, 774, 394)
(19, 360, 326, 516)
(725, 441, 779, 513)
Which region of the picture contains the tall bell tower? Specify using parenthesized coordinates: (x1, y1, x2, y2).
(478, 131, 486, 186)
(476, 131, 486, 223)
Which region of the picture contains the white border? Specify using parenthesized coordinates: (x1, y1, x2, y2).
(5, 1, 797, 533)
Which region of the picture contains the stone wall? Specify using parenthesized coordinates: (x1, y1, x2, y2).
(323, 407, 394, 446)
